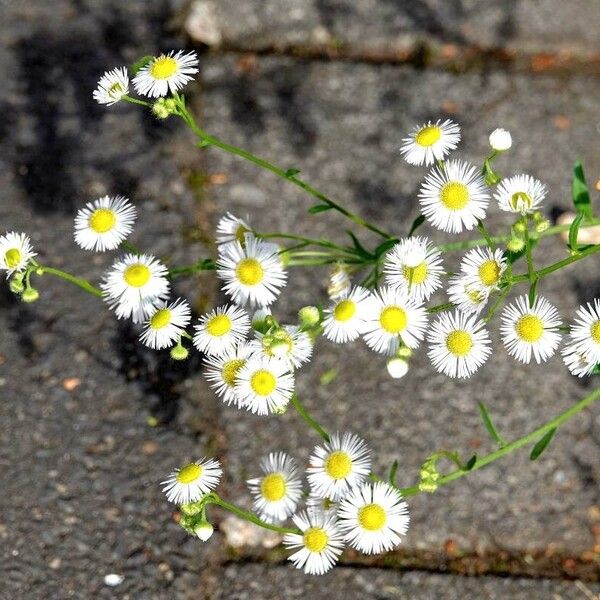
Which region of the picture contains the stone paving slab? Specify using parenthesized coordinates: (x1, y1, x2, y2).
(214, 564, 600, 600)
(194, 55, 600, 559)
(181, 0, 600, 57)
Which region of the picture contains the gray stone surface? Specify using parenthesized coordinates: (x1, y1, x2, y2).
(2, 0, 600, 597)
(215, 564, 600, 600)
(196, 54, 600, 556)
(183, 0, 600, 55)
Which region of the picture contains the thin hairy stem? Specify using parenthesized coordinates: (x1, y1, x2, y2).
(290, 394, 330, 442)
(36, 266, 103, 297)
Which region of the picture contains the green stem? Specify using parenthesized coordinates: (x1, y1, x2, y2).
(259, 232, 355, 255)
(398, 385, 600, 498)
(207, 494, 299, 535)
(178, 108, 393, 239)
(122, 95, 152, 108)
(290, 393, 330, 442)
(168, 259, 216, 278)
(36, 266, 103, 297)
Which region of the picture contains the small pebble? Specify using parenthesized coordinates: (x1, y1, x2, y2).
(104, 574, 124, 587)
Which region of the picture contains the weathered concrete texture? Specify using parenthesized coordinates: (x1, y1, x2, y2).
(0, 0, 220, 597)
(215, 564, 600, 600)
(195, 55, 600, 561)
(182, 0, 600, 58)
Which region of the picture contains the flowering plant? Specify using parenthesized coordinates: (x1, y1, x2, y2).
(3, 50, 600, 575)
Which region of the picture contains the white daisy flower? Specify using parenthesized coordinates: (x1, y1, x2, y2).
(203, 342, 253, 408)
(383, 236, 444, 302)
(362, 286, 428, 355)
(489, 128, 512, 152)
(337, 481, 410, 555)
(235, 356, 295, 415)
(561, 300, 600, 376)
(250, 325, 313, 369)
(327, 263, 352, 300)
(307, 432, 372, 501)
(0, 232, 36, 277)
(447, 275, 490, 315)
(93, 67, 129, 105)
(418, 159, 490, 234)
(323, 286, 373, 344)
(132, 50, 199, 98)
(140, 298, 191, 350)
(203, 342, 255, 407)
(399, 119, 461, 166)
(217, 235, 287, 308)
(161, 457, 222, 504)
(216, 212, 252, 245)
(427, 310, 492, 378)
(74, 195, 137, 252)
(459, 247, 507, 291)
(100, 253, 170, 323)
(501, 295, 562, 364)
(193, 304, 250, 357)
(283, 510, 345, 575)
(247, 452, 303, 523)
(494, 174, 547, 215)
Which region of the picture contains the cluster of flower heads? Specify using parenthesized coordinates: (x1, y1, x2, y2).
(163, 432, 409, 575)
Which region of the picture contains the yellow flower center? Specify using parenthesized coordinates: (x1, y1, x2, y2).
(415, 125, 441, 147)
(324, 451, 352, 480)
(380, 306, 407, 333)
(303, 527, 329, 553)
(510, 192, 532, 211)
(590, 321, 600, 344)
(236, 258, 264, 286)
(515, 314, 544, 343)
(403, 262, 428, 285)
(478, 260, 501, 286)
(221, 358, 246, 387)
(176, 463, 202, 484)
(124, 264, 151, 287)
(260, 473, 286, 502)
(250, 370, 277, 396)
(206, 314, 232, 337)
(108, 82, 124, 97)
(150, 56, 178, 80)
(4, 248, 21, 269)
(446, 330, 473, 357)
(358, 503, 386, 531)
(89, 208, 116, 233)
(150, 308, 171, 329)
(334, 299, 356, 322)
(440, 182, 470, 210)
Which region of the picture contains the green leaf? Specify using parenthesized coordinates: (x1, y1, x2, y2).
(319, 368, 338, 386)
(572, 160, 592, 218)
(408, 215, 426, 237)
(478, 402, 506, 446)
(374, 239, 399, 258)
(285, 168, 301, 178)
(346, 231, 373, 260)
(195, 140, 211, 149)
(388, 460, 399, 485)
(130, 55, 153, 76)
(528, 277, 538, 308)
(464, 455, 477, 471)
(568, 213, 584, 252)
(308, 204, 332, 214)
(530, 428, 557, 460)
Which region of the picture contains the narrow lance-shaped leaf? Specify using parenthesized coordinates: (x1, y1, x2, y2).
(568, 213, 584, 252)
(464, 455, 477, 471)
(528, 277, 538, 309)
(388, 460, 399, 485)
(285, 168, 301, 178)
(530, 428, 557, 460)
(572, 160, 592, 218)
(478, 402, 507, 446)
(408, 214, 426, 237)
(374, 238, 399, 258)
(130, 55, 153, 76)
(308, 204, 333, 214)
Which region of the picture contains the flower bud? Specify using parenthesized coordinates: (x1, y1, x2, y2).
(194, 522, 214, 541)
(489, 128, 512, 152)
(170, 344, 189, 361)
(506, 237, 525, 253)
(9, 276, 25, 294)
(386, 357, 409, 379)
(403, 246, 426, 269)
(513, 220, 527, 234)
(251, 308, 272, 332)
(298, 305, 320, 328)
(21, 287, 39, 303)
(535, 219, 550, 233)
(327, 264, 351, 300)
(397, 346, 413, 359)
(152, 98, 171, 119)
